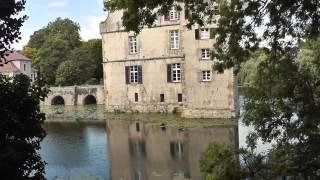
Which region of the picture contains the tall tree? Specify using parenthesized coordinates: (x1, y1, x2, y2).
(0, 0, 27, 63)
(25, 18, 81, 85)
(82, 39, 103, 82)
(0, 74, 48, 179)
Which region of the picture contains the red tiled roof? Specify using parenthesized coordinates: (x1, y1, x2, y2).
(1, 51, 31, 62)
(0, 62, 20, 73)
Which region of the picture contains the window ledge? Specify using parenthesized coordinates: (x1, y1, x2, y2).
(170, 81, 182, 83)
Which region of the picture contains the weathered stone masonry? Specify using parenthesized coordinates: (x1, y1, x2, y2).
(41, 85, 104, 106)
(100, 7, 239, 118)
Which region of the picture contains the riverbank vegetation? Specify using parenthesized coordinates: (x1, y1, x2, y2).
(42, 105, 237, 128)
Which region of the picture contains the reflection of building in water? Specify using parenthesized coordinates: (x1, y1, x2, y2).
(106, 120, 238, 180)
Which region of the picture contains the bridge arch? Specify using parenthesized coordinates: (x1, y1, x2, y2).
(83, 95, 97, 105)
(51, 96, 65, 105)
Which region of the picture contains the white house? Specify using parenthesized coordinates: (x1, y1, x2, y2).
(0, 51, 38, 81)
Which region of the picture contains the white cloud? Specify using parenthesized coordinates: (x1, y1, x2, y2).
(80, 16, 106, 41)
(48, 1, 67, 8)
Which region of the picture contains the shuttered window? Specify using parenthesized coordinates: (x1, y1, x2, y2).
(125, 65, 143, 84)
(167, 63, 181, 82)
(195, 28, 215, 40)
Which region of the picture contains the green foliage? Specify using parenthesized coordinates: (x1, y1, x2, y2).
(0, 74, 48, 179)
(0, 0, 27, 61)
(55, 40, 101, 86)
(104, 0, 320, 72)
(22, 46, 39, 68)
(238, 49, 267, 86)
(200, 144, 239, 180)
(38, 35, 73, 85)
(82, 39, 103, 81)
(24, 18, 102, 85)
(55, 61, 82, 86)
(106, 0, 320, 178)
(240, 38, 320, 179)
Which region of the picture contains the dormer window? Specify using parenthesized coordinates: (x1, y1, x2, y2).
(169, 7, 178, 21)
(128, 36, 137, 54)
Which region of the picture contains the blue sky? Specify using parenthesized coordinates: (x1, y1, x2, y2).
(13, 0, 107, 49)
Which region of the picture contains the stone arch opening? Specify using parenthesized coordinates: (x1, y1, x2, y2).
(83, 95, 97, 105)
(51, 96, 65, 105)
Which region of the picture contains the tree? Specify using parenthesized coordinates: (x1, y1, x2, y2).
(82, 39, 103, 82)
(0, 74, 48, 179)
(104, 0, 320, 70)
(200, 144, 239, 180)
(55, 61, 83, 86)
(55, 40, 102, 86)
(24, 18, 103, 85)
(24, 18, 81, 85)
(37, 35, 73, 85)
(22, 46, 39, 68)
(0, 0, 27, 62)
(104, 1, 320, 178)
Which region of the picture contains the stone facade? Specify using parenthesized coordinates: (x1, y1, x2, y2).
(100, 6, 239, 118)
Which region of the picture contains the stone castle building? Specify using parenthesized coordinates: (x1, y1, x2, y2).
(100, 6, 238, 118)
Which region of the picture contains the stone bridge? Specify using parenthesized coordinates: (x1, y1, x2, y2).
(41, 85, 104, 106)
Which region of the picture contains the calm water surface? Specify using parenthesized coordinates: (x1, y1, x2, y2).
(40, 106, 239, 180)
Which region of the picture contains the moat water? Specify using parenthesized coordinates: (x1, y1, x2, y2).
(40, 105, 257, 180)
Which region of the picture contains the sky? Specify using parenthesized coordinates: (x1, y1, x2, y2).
(12, 0, 107, 50)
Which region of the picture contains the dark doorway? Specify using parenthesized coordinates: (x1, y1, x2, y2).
(51, 96, 65, 105)
(83, 95, 97, 105)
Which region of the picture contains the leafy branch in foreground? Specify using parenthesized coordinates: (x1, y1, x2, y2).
(0, 0, 27, 62)
(0, 74, 48, 179)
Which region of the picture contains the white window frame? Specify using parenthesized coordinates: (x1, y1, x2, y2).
(169, 6, 178, 21)
(130, 66, 139, 83)
(202, 71, 212, 81)
(201, 49, 211, 59)
(200, 28, 210, 39)
(128, 36, 137, 54)
(170, 30, 179, 49)
(23, 64, 26, 71)
(171, 63, 181, 82)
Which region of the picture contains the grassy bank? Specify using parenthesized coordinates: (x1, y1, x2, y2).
(41, 105, 237, 128)
(104, 112, 237, 128)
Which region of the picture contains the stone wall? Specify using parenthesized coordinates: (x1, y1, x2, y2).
(41, 85, 104, 106)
